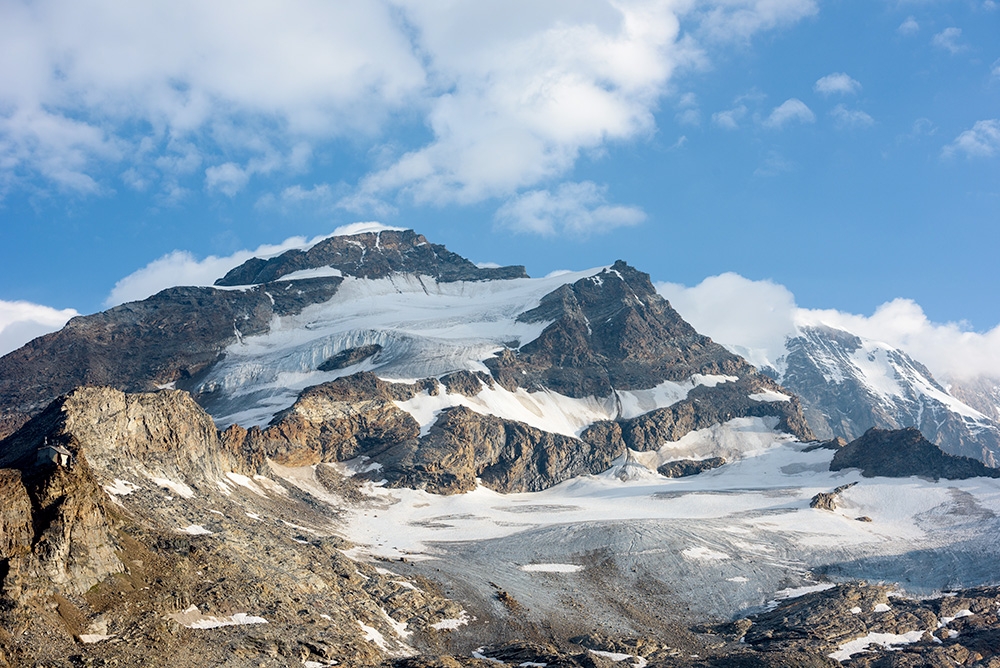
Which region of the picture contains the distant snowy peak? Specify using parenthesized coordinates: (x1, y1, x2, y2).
(215, 228, 527, 286)
(947, 376, 1000, 424)
(773, 323, 1000, 466)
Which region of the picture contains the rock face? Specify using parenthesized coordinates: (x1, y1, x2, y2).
(657, 457, 726, 478)
(216, 229, 527, 286)
(948, 375, 1000, 423)
(830, 427, 1000, 480)
(489, 262, 770, 398)
(773, 324, 1000, 466)
(0, 279, 342, 440)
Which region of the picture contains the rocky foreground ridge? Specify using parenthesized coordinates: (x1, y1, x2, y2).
(2, 386, 1000, 666)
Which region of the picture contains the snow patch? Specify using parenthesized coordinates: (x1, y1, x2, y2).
(148, 476, 194, 499)
(104, 479, 138, 496)
(431, 611, 473, 630)
(176, 525, 213, 535)
(589, 649, 648, 667)
(520, 563, 584, 573)
(682, 546, 729, 561)
(78, 634, 114, 644)
(168, 605, 268, 629)
(748, 389, 791, 403)
(774, 583, 836, 600)
(829, 630, 925, 661)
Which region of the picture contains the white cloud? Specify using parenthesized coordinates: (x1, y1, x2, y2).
(0, 300, 79, 357)
(898, 16, 919, 35)
(992, 58, 1000, 78)
(942, 119, 1000, 158)
(814, 72, 861, 96)
(932, 27, 965, 54)
(0, 1, 426, 196)
(753, 151, 796, 177)
(0, 0, 823, 225)
(830, 104, 875, 129)
(494, 181, 645, 237)
(104, 232, 337, 306)
(763, 98, 815, 128)
(712, 105, 747, 129)
(695, 0, 819, 43)
(657, 274, 1000, 382)
(657, 273, 797, 370)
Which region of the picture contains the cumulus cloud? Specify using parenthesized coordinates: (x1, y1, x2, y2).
(932, 27, 965, 53)
(0, 1, 426, 196)
(494, 181, 646, 237)
(763, 98, 815, 128)
(656, 274, 1000, 382)
(0, 300, 79, 357)
(942, 119, 1000, 158)
(104, 232, 337, 306)
(658, 273, 797, 370)
(830, 104, 874, 129)
(0, 0, 823, 227)
(814, 73, 861, 96)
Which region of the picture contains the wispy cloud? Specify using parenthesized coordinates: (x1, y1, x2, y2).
(932, 27, 965, 54)
(814, 72, 861, 96)
(753, 151, 796, 177)
(494, 181, 645, 237)
(763, 99, 815, 129)
(898, 16, 919, 36)
(0, 300, 79, 357)
(712, 105, 747, 130)
(942, 119, 1000, 158)
(831, 104, 875, 129)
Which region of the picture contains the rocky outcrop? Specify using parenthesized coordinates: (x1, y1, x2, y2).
(224, 373, 619, 494)
(318, 343, 384, 371)
(216, 229, 527, 286)
(657, 457, 726, 478)
(608, 379, 813, 450)
(487, 262, 766, 398)
(382, 406, 621, 494)
(809, 482, 857, 511)
(831, 427, 1000, 480)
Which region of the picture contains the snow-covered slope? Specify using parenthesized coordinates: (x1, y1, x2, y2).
(197, 268, 599, 426)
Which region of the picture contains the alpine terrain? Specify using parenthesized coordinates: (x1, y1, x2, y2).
(1, 226, 999, 667)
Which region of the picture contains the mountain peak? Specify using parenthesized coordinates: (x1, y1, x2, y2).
(215, 228, 527, 286)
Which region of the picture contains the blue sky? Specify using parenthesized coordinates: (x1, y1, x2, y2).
(1, 1, 999, 371)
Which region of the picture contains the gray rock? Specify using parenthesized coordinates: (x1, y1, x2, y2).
(830, 427, 1000, 480)
(657, 457, 726, 478)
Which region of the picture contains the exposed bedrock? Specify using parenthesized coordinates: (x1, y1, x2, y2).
(216, 229, 527, 286)
(0, 278, 343, 440)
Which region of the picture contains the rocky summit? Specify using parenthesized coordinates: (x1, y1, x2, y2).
(1, 227, 999, 667)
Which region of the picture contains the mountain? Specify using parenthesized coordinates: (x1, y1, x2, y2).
(762, 323, 1000, 466)
(948, 375, 1000, 423)
(2, 227, 1000, 666)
